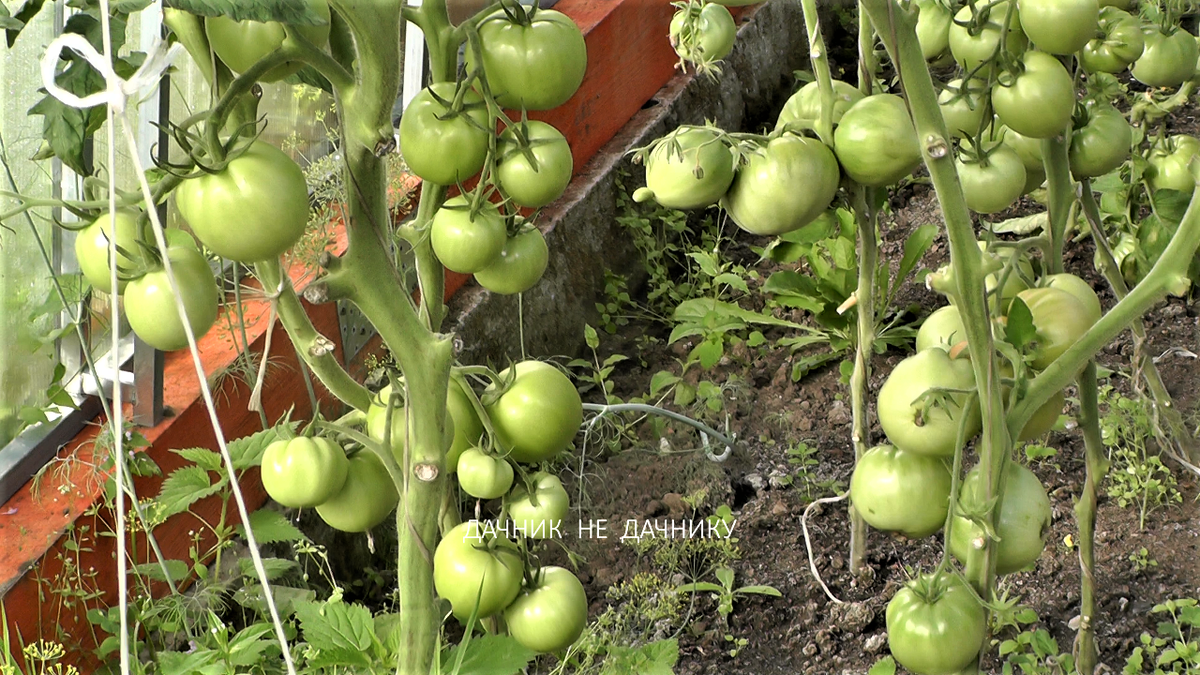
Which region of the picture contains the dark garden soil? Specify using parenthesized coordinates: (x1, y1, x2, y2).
(535, 116, 1200, 673)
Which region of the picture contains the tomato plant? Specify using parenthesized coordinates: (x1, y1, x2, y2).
(886, 573, 988, 675)
(399, 83, 491, 186)
(496, 121, 574, 209)
(485, 360, 583, 463)
(849, 445, 951, 538)
(506, 472, 569, 538)
(877, 348, 981, 457)
(174, 140, 311, 263)
(75, 209, 146, 295)
(634, 126, 736, 209)
(504, 566, 588, 653)
(473, 227, 549, 295)
(315, 451, 400, 533)
(260, 436, 350, 508)
(456, 447, 515, 499)
(949, 460, 1052, 574)
(670, 2, 736, 68)
(722, 134, 840, 235)
(430, 196, 508, 274)
(205, 0, 331, 81)
(992, 50, 1076, 139)
(468, 7, 587, 111)
(833, 93, 921, 186)
(124, 238, 220, 352)
(1018, 0, 1098, 55)
(433, 521, 523, 620)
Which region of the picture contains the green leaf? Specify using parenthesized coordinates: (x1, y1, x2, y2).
(1151, 189, 1190, 225)
(227, 623, 278, 666)
(601, 639, 678, 675)
(287, 64, 333, 93)
(687, 251, 721, 278)
(228, 424, 294, 469)
(5, 0, 46, 47)
(673, 297, 804, 330)
(691, 337, 724, 369)
(173, 447, 223, 472)
(678, 582, 724, 593)
(584, 323, 600, 349)
(1004, 296, 1037, 352)
(238, 509, 307, 544)
(991, 212, 1048, 235)
(375, 613, 403, 655)
(157, 649, 223, 675)
(868, 656, 897, 675)
(896, 224, 936, 285)
(440, 634, 535, 675)
(712, 272, 749, 294)
(736, 585, 781, 596)
(673, 382, 696, 407)
(305, 647, 373, 670)
(294, 600, 375, 654)
(132, 559, 188, 584)
(237, 556, 300, 581)
(152, 465, 224, 520)
(232, 584, 314, 617)
(649, 370, 681, 397)
(163, 0, 328, 24)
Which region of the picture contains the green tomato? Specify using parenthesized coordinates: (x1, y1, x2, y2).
(992, 50, 1076, 139)
(433, 521, 523, 620)
(507, 472, 570, 539)
(75, 210, 146, 295)
(1132, 26, 1199, 88)
(877, 349, 981, 456)
(468, 7, 587, 111)
(1019, 0, 1099, 55)
(916, 305, 968, 352)
(1017, 387, 1066, 441)
(204, 0, 330, 82)
(721, 135, 840, 235)
(1069, 103, 1132, 179)
(670, 2, 736, 66)
(1000, 124, 1045, 174)
(504, 566, 588, 653)
(833, 94, 922, 186)
(775, 80, 865, 130)
(456, 448, 515, 500)
(365, 385, 457, 465)
(850, 445, 951, 538)
(948, 1, 1028, 71)
(430, 196, 507, 274)
(949, 460, 1052, 574)
(260, 436, 349, 508)
(939, 78, 989, 138)
(485, 361, 583, 463)
(124, 240, 220, 352)
(315, 451, 399, 533)
(957, 144, 1027, 214)
(635, 126, 736, 209)
(1016, 286, 1096, 369)
(399, 83, 490, 186)
(886, 573, 988, 675)
(916, 0, 954, 60)
(473, 228, 549, 295)
(496, 121, 574, 209)
(1145, 134, 1200, 193)
(1079, 7, 1145, 73)
(175, 141, 310, 263)
(1042, 273, 1103, 326)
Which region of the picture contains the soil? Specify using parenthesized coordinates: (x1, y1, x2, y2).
(535, 106, 1200, 674)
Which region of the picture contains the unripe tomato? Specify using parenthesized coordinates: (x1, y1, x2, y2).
(670, 2, 736, 67)
(473, 227, 549, 295)
(1000, 125, 1045, 174)
(260, 436, 349, 508)
(504, 566, 588, 653)
(1145, 134, 1200, 193)
(1017, 387, 1065, 441)
(205, 0, 331, 82)
(430, 196, 507, 274)
(915, 0, 954, 60)
(1015, 286, 1095, 369)
(124, 240, 220, 352)
(496, 121, 574, 209)
(1069, 103, 1132, 179)
(956, 144, 1027, 214)
(485, 360, 583, 463)
(1040, 274, 1102, 326)
(635, 127, 736, 209)
(721, 135, 840, 235)
(916, 305, 967, 352)
(948, 1, 1028, 71)
(1079, 7, 1145, 73)
(850, 445, 951, 538)
(887, 573, 987, 675)
(365, 384, 458, 465)
(467, 7, 587, 111)
(776, 80, 865, 130)
(938, 78, 989, 139)
(315, 451, 399, 533)
(456, 448, 515, 499)
(75, 210, 146, 295)
(833, 94, 922, 186)
(1132, 26, 1199, 88)
(877, 349, 981, 456)
(992, 51, 1076, 139)
(399, 83, 490, 186)
(507, 472, 569, 538)
(175, 141, 310, 263)
(433, 521, 523, 620)
(1019, 0, 1099, 55)
(949, 460, 1052, 574)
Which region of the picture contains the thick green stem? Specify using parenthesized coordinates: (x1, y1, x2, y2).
(798, 0, 836, 145)
(1074, 361, 1107, 675)
(859, 0, 1009, 608)
(848, 186, 878, 574)
(1078, 184, 1199, 464)
(858, 7, 877, 92)
(1041, 136, 1073, 275)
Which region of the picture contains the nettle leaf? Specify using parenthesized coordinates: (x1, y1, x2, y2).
(237, 556, 300, 581)
(228, 423, 295, 469)
(163, 0, 327, 25)
(173, 447, 222, 472)
(133, 559, 189, 583)
(294, 600, 375, 654)
(237, 508, 307, 544)
(153, 465, 225, 520)
(440, 634, 535, 675)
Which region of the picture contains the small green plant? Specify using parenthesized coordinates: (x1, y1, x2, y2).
(1022, 443, 1060, 471)
(678, 567, 781, 657)
(1123, 599, 1200, 675)
(777, 441, 845, 499)
(1099, 387, 1183, 530)
(596, 271, 636, 335)
(990, 608, 1076, 675)
(1128, 547, 1159, 573)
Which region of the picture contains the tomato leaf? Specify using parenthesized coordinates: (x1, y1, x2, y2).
(237, 508, 307, 544)
(163, 0, 328, 25)
(1003, 296, 1037, 352)
(439, 634, 535, 675)
(4, 0, 44, 47)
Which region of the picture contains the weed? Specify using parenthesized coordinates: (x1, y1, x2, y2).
(1128, 547, 1158, 573)
(1099, 387, 1182, 530)
(1123, 598, 1200, 675)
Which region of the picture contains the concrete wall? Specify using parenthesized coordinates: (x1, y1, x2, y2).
(446, 0, 808, 366)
